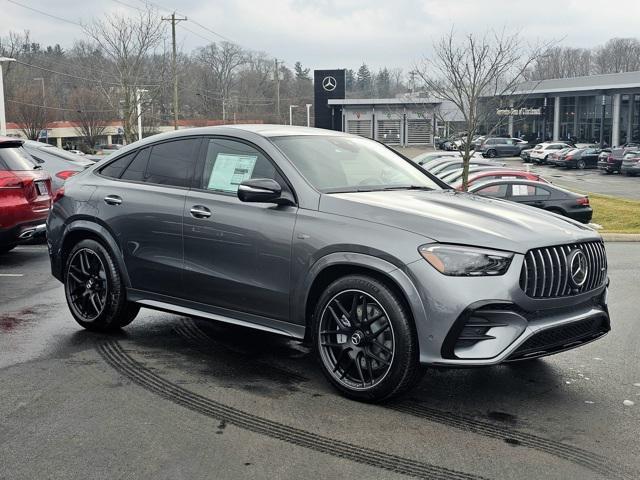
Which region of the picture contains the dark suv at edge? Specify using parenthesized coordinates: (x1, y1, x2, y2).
(47, 125, 610, 402)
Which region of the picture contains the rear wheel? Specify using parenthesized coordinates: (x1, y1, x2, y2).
(64, 239, 139, 332)
(577, 159, 586, 169)
(312, 275, 421, 402)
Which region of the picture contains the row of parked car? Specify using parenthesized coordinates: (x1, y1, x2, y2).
(0, 137, 99, 253)
(520, 141, 640, 175)
(413, 151, 593, 224)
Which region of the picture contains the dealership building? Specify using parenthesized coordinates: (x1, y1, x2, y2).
(315, 69, 640, 147)
(491, 71, 640, 146)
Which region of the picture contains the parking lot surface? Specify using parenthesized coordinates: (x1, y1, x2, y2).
(1, 243, 639, 480)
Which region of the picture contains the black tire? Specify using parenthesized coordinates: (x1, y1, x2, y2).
(486, 149, 497, 158)
(312, 275, 421, 402)
(64, 239, 139, 332)
(0, 244, 16, 254)
(576, 159, 586, 169)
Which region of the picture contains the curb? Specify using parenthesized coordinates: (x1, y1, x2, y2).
(601, 233, 640, 242)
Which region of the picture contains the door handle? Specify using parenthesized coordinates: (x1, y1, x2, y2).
(190, 205, 212, 219)
(104, 195, 122, 206)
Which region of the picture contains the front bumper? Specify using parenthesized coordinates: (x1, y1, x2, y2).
(403, 253, 609, 366)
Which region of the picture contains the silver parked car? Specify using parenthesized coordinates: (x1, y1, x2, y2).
(22, 140, 93, 191)
(47, 125, 610, 402)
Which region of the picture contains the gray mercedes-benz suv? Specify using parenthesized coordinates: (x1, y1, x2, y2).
(47, 125, 610, 402)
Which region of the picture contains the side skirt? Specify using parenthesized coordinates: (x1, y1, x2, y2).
(127, 288, 306, 340)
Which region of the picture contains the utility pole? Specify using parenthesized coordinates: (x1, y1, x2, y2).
(306, 103, 312, 127)
(162, 13, 187, 130)
(275, 59, 280, 123)
(34, 78, 47, 142)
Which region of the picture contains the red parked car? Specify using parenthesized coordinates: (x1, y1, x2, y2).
(0, 137, 52, 254)
(451, 169, 549, 190)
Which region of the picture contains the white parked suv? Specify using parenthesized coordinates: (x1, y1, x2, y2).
(529, 142, 572, 164)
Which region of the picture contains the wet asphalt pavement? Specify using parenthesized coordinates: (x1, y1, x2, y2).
(1, 243, 639, 480)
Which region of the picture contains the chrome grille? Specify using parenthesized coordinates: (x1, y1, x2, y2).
(519, 241, 607, 298)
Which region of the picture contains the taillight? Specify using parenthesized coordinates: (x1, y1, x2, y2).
(564, 156, 572, 161)
(0, 171, 23, 189)
(55, 170, 78, 180)
(607, 154, 615, 163)
(52, 187, 65, 203)
(576, 197, 589, 206)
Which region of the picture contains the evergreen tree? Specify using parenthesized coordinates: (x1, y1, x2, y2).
(345, 69, 355, 90)
(356, 63, 372, 92)
(376, 67, 391, 97)
(294, 61, 310, 81)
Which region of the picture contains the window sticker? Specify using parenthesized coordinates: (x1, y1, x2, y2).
(207, 153, 257, 193)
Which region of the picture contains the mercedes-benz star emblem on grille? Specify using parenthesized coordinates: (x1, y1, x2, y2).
(568, 249, 589, 288)
(322, 76, 337, 92)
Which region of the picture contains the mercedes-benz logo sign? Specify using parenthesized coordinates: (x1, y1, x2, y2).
(351, 331, 363, 346)
(568, 249, 589, 288)
(322, 76, 337, 92)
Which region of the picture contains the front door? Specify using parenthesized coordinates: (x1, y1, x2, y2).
(182, 137, 298, 322)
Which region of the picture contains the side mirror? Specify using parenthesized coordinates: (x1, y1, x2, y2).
(237, 178, 294, 205)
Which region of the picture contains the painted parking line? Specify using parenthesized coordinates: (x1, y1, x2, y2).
(0, 274, 24, 277)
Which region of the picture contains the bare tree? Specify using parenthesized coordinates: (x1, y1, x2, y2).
(83, 7, 165, 143)
(8, 89, 47, 140)
(415, 29, 550, 190)
(196, 41, 246, 119)
(592, 38, 640, 74)
(68, 87, 112, 150)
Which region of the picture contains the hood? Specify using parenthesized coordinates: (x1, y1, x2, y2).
(319, 189, 599, 254)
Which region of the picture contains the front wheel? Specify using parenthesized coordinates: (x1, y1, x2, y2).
(312, 275, 421, 402)
(64, 239, 139, 332)
(577, 159, 586, 169)
(486, 149, 497, 158)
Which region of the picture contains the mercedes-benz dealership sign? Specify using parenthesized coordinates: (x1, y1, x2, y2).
(314, 69, 345, 130)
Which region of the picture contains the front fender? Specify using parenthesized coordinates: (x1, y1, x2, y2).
(293, 252, 429, 343)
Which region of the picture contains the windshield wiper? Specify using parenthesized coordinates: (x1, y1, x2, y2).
(32, 165, 42, 170)
(379, 185, 434, 191)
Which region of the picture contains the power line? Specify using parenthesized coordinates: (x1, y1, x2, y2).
(136, 0, 233, 43)
(14, 60, 160, 88)
(7, 0, 83, 27)
(7, 99, 116, 113)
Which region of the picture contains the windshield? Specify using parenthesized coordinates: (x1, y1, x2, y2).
(272, 135, 443, 193)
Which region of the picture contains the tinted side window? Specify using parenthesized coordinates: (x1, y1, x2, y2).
(201, 138, 285, 194)
(475, 184, 508, 198)
(145, 139, 200, 187)
(535, 187, 551, 196)
(120, 148, 151, 182)
(100, 151, 136, 179)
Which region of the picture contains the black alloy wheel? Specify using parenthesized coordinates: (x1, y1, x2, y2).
(318, 289, 395, 390)
(313, 275, 420, 402)
(65, 239, 139, 331)
(67, 248, 108, 321)
(487, 149, 497, 158)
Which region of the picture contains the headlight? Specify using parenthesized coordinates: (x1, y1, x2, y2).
(418, 244, 514, 276)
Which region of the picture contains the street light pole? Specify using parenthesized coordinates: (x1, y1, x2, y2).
(136, 89, 148, 142)
(34, 77, 46, 143)
(289, 105, 298, 126)
(0, 57, 16, 136)
(306, 103, 312, 127)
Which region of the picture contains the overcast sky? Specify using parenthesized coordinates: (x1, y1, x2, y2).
(5, 0, 640, 72)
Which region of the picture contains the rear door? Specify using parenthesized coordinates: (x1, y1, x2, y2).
(182, 137, 298, 322)
(507, 182, 546, 209)
(95, 137, 201, 297)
